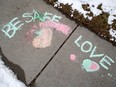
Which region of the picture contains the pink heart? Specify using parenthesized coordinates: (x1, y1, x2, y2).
(32, 27, 53, 48)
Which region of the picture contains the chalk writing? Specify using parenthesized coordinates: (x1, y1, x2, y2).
(75, 35, 105, 58)
(74, 35, 82, 47)
(43, 12, 53, 21)
(1, 10, 62, 38)
(43, 12, 62, 22)
(75, 36, 104, 57)
(82, 59, 100, 72)
(81, 41, 93, 53)
(1, 9, 62, 39)
(51, 14, 62, 22)
(90, 46, 104, 58)
(39, 21, 70, 35)
(22, 12, 33, 23)
(74, 35, 115, 72)
(100, 55, 115, 70)
(22, 10, 44, 23)
(22, 10, 62, 23)
(2, 17, 24, 38)
(33, 10, 44, 22)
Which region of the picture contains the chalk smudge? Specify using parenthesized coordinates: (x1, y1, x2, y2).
(39, 21, 70, 35)
(32, 27, 53, 48)
(101, 75, 104, 77)
(35, 30, 43, 36)
(75, 35, 115, 71)
(108, 73, 113, 77)
(25, 25, 38, 43)
(82, 59, 100, 72)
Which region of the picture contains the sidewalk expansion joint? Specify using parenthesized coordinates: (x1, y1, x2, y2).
(28, 24, 79, 87)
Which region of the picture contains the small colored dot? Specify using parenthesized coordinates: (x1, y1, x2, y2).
(70, 54, 76, 61)
(101, 75, 104, 77)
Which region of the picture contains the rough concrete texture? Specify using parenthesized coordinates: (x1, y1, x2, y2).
(35, 26, 116, 87)
(0, 0, 77, 84)
(0, 0, 116, 87)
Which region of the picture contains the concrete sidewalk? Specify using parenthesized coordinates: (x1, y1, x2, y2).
(35, 26, 116, 87)
(0, 0, 116, 87)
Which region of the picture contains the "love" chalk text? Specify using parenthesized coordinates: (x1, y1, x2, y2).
(75, 35, 115, 70)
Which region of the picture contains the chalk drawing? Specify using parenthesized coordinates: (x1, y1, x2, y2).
(39, 21, 70, 35)
(22, 12, 33, 23)
(22, 10, 62, 23)
(1, 17, 24, 38)
(81, 41, 104, 58)
(43, 12, 62, 22)
(74, 35, 115, 73)
(33, 10, 44, 22)
(51, 14, 62, 22)
(32, 27, 53, 48)
(43, 12, 53, 21)
(81, 41, 93, 53)
(75, 36, 104, 56)
(100, 55, 115, 70)
(82, 59, 100, 72)
(74, 35, 82, 47)
(70, 54, 76, 61)
(75, 36, 104, 58)
(90, 46, 104, 58)
(25, 25, 37, 43)
(22, 10, 43, 23)
(1, 10, 61, 38)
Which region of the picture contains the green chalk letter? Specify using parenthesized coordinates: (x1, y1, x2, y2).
(90, 46, 104, 58)
(22, 12, 33, 23)
(43, 12, 53, 21)
(100, 55, 115, 70)
(52, 15, 62, 22)
(2, 17, 24, 38)
(33, 10, 44, 21)
(74, 35, 82, 47)
(81, 41, 92, 53)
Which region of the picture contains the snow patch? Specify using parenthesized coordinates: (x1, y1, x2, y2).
(109, 28, 116, 39)
(56, 0, 116, 41)
(0, 57, 26, 87)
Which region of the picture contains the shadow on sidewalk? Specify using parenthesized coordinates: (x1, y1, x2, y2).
(0, 47, 27, 85)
